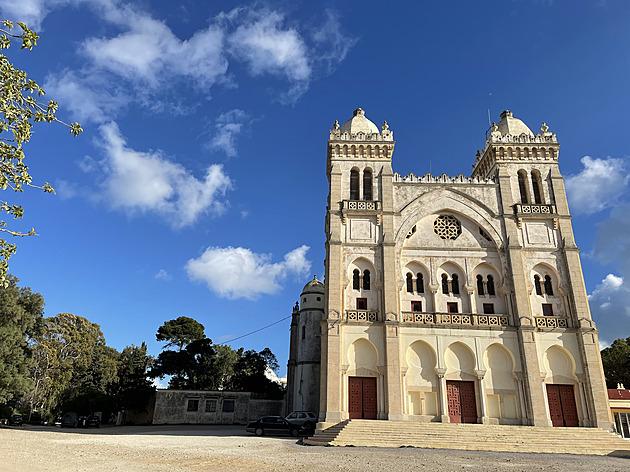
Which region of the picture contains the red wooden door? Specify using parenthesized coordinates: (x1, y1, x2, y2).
(460, 381, 478, 424)
(447, 381, 462, 423)
(447, 381, 477, 424)
(349, 377, 363, 419)
(348, 377, 378, 420)
(546, 384, 579, 427)
(362, 377, 377, 419)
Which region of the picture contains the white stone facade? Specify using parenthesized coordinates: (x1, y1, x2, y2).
(287, 109, 611, 430)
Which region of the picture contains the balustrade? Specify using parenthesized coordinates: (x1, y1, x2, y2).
(401, 312, 509, 327)
(534, 316, 568, 328)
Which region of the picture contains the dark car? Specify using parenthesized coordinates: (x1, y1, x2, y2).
(246, 416, 305, 437)
(9, 414, 23, 426)
(60, 412, 78, 428)
(86, 415, 100, 428)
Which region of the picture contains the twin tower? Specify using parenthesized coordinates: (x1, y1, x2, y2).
(287, 108, 611, 430)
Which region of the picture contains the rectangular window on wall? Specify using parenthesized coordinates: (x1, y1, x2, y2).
(411, 301, 422, 312)
(447, 302, 458, 314)
(483, 303, 495, 314)
(356, 298, 367, 310)
(542, 304, 553, 316)
(223, 399, 235, 413)
(187, 399, 199, 412)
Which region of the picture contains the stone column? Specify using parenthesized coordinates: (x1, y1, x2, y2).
(436, 368, 450, 423)
(475, 369, 488, 423)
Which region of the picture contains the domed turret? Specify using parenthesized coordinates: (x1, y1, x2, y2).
(302, 274, 325, 295)
(496, 110, 534, 137)
(340, 108, 380, 135)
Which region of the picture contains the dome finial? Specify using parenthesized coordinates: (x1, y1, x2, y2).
(353, 108, 365, 117)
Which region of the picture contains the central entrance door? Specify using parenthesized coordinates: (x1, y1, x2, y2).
(348, 377, 377, 419)
(546, 384, 579, 427)
(446, 380, 477, 424)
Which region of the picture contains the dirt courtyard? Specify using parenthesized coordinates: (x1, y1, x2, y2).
(2, 424, 629, 472)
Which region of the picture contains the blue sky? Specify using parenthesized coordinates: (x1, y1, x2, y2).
(2, 0, 630, 376)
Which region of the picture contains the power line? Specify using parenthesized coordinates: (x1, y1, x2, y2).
(216, 315, 292, 345)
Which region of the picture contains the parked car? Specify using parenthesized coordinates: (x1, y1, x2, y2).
(54, 414, 63, 426)
(246, 416, 305, 437)
(86, 415, 100, 428)
(9, 414, 23, 426)
(285, 411, 317, 431)
(60, 412, 78, 428)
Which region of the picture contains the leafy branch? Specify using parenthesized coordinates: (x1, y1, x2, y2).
(0, 19, 82, 286)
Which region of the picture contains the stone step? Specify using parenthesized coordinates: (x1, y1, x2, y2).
(304, 420, 630, 455)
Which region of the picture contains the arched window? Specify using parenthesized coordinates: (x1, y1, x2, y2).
(363, 169, 373, 201)
(301, 325, 306, 340)
(350, 169, 360, 200)
(487, 275, 495, 296)
(531, 171, 543, 204)
(416, 273, 424, 293)
(518, 170, 529, 204)
(534, 275, 542, 296)
(363, 270, 371, 290)
(353, 269, 360, 290)
(544, 275, 553, 296)
(441, 274, 449, 294)
(476, 275, 485, 296)
(451, 274, 460, 295)
(406, 273, 414, 293)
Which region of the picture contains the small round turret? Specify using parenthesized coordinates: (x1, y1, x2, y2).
(300, 274, 325, 311)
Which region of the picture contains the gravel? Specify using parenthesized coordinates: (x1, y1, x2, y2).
(2, 424, 629, 472)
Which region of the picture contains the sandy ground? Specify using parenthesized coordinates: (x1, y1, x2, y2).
(1, 424, 629, 472)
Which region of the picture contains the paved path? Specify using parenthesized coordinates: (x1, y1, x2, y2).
(2, 425, 629, 471)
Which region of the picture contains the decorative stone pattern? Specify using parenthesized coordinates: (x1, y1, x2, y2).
(401, 312, 509, 327)
(433, 215, 462, 240)
(346, 310, 379, 322)
(535, 316, 569, 329)
(515, 204, 556, 214)
(343, 200, 380, 211)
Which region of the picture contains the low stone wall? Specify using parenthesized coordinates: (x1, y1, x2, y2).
(152, 390, 285, 425)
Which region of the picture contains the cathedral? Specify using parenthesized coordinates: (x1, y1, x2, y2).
(286, 108, 611, 430)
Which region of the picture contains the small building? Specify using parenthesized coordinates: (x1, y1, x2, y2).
(609, 384, 630, 438)
(152, 390, 285, 425)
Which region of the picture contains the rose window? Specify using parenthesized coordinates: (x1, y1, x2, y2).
(433, 215, 462, 240)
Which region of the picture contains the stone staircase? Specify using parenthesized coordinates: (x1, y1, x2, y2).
(304, 420, 630, 456)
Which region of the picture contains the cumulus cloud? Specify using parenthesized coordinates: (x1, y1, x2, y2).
(227, 10, 311, 101)
(99, 122, 232, 228)
(565, 156, 629, 215)
(185, 245, 311, 299)
(210, 109, 250, 157)
(588, 273, 630, 347)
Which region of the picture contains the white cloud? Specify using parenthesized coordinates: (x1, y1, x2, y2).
(44, 69, 128, 124)
(210, 109, 250, 157)
(82, 6, 228, 89)
(54, 179, 77, 200)
(185, 245, 311, 300)
(99, 122, 232, 228)
(588, 273, 630, 347)
(565, 156, 629, 215)
(0, 0, 56, 30)
(155, 269, 172, 281)
(311, 10, 358, 74)
(228, 10, 310, 101)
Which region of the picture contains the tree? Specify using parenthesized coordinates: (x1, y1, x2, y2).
(28, 313, 105, 414)
(228, 348, 284, 399)
(601, 337, 630, 389)
(156, 316, 205, 351)
(110, 343, 154, 412)
(0, 19, 82, 285)
(0, 275, 44, 404)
